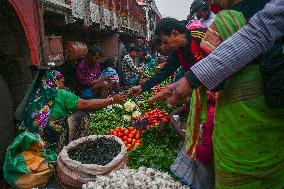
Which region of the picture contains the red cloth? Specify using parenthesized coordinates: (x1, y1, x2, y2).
(210, 4, 223, 14)
(177, 40, 207, 72)
(196, 92, 217, 165)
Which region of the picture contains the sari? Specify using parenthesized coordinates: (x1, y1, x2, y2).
(21, 70, 88, 153)
(202, 10, 284, 188)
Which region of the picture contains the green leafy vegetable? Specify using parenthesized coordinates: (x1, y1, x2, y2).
(128, 124, 180, 175)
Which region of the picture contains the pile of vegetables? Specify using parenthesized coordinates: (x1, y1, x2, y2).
(87, 66, 183, 179)
(90, 101, 141, 135)
(128, 124, 180, 175)
(133, 108, 169, 127)
(108, 127, 143, 151)
(82, 167, 189, 189)
(68, 137, 121, 165)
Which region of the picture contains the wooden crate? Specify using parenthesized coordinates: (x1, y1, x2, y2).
(45, 35, 64, 66)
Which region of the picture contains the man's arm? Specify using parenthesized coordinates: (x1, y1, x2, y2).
(141, 52, 180, 91)
(185, 0, 284, 90)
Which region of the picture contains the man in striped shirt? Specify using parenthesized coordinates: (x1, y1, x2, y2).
(149, 0, 284, 105)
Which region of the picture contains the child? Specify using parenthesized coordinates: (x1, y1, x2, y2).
(100, 58, 120, 94)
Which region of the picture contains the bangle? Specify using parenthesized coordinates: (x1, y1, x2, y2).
(109, 97, 114, 104)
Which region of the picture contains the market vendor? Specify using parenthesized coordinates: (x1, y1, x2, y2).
(129, 18, 207, 96)
(21, 70, 126, 152)
(76, 45, 110, 99)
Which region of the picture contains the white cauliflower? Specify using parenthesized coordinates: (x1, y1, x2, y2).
(124, 101, 136, 112)
(122, 115, 132, 122)
(132, 111, 142, 119)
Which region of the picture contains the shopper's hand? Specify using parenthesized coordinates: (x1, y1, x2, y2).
(170, 115, 185, 141)
(129, 85, 143, 96)
(112, 93, 127, 104)
(148, 77, 192, 106)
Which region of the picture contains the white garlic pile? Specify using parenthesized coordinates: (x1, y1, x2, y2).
(82, 167, 189, 189)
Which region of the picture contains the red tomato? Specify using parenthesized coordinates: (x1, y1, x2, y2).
(113, 131, 118, 136)
(134, 142, 140, 147)
(132, 140, 136, 145)
(128, 133, 134, 138)
(131, 130, 137, 135)
(123, 136, 128, 141)
(135, 133, 140, 140)
(128, 126, 135, 131)
(127, 144, 132, 149)
(127, 138, 132, 144)
(124, 130, 129, 135)
(118, 132, 123, 138)
(162, 117, 170, 122)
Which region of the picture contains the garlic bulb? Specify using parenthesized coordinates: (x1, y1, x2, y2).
(82, 167, 189, 189)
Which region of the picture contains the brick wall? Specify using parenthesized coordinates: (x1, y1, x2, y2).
(97, 33, 119, 61)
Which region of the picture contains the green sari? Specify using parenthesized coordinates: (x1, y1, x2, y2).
(211, 11, 284, 188)
(21, 70, 82, 152)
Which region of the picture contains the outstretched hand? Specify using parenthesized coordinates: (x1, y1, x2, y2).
(148, 77, 192, 106)
(112, 93, 128, 104)
(129, 85, 143, 96)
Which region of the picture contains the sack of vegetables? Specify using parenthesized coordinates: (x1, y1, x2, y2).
(56, 135, 127, 188)
(3, 132, 56, 189)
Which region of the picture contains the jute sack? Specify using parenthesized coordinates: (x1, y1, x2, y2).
(56, 135, 127, 188)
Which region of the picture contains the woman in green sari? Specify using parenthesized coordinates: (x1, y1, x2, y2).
(201, 10, 284, 189)
(21, 70, 126, 152)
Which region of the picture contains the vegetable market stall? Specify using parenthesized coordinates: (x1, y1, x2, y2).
(56, 66, 187, 188)
(88, 83, 181, 177)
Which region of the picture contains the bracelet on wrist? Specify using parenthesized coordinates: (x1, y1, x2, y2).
(109, 97, 114, 104)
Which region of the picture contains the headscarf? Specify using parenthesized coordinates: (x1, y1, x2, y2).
(201, 10, 246, 53)
(22, 70, 63, 133)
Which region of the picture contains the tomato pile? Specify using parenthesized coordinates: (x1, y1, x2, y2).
(134, 108, 169, 127)
(109, 127, 143, 151)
